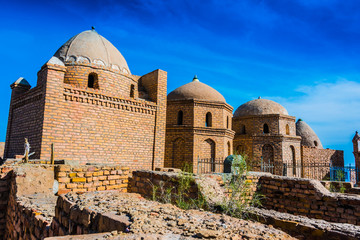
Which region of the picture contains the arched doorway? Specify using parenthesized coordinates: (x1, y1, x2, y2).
(172, 138, 185, 169)
(262, 144, 274, 173)
(201, 139, 216, 172)
(262, 144, 274, 164)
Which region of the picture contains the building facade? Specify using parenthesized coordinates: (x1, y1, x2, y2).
(4, 29, 167, 169)
(164, 76, 235, 173)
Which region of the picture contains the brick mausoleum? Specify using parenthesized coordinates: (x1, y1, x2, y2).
(4, 29, 343, 175)
(4, 29, 167, 169)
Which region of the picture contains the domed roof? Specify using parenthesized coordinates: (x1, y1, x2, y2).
(167, 76, 226, 102)
(296, 119, 323, 149)
(53, 29, 130, 74)
(234, 98, 289, 117)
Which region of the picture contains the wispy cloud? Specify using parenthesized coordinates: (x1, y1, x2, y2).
(265, 79, 360, 163)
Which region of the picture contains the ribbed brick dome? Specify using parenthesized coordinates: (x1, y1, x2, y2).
(53, 29, 130, 74)
(296, 119, 323, 149)
(167, 77, 226, 102)
(234, 98, 288, 117)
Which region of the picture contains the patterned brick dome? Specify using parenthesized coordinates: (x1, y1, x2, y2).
(234, 98, 288, 117)
(53, 29, 130, 74)
(296, 119, 323, 149)
(168, 76, 226, 102)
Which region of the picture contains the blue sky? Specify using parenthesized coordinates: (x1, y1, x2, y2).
(1, 0, 359, 164)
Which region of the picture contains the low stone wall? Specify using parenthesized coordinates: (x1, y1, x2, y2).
(131, 169, 201, 202)
(250, 207, 360, 240)
(258, 174, 360, 225)
(55, 165, 130, 195)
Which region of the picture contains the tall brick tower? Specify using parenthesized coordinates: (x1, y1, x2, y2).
(353, 131, 360, 183)
(4, 29, 167, 169)
(164, 76, 235, 173)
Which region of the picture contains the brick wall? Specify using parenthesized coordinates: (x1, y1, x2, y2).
(0, 167, 12, 238)
(257, 174, 360, 225)
(4, 85, 45, 159)
(301, 145, 344, 167)
(5, 62, 167, 169)
(54, 165, 129, 195)
(63, 65, 139, 98)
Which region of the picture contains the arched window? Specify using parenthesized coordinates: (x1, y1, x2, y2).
(263, 123, 269, 134)
(314, 141, 318, 147)
(88, 73, 98, 88)
(290, 146, 296, 176)
(286, 124, 290, 135)
(205, 112, 212, 127)
(241, 125, 246, 134)
(177, 110, 183, 125)
(227, 141, 231, 156)
(130, 84, 135, 98)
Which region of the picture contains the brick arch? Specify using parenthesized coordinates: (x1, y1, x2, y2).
(172, 138, 185, 169)
(200, 138, 215, 160)
(262, 144, 274, 164)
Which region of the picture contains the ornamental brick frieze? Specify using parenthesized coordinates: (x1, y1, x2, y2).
(63, 87, 157, 115)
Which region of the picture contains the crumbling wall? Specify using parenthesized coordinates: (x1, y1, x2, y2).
(130, 169, 201, 201)
(0, 166, 12, 239)
(50, 194, 130, 236)
(54, 165, 129, 195)
(4, 165, 56, 240)
(257, 174, 360, 225)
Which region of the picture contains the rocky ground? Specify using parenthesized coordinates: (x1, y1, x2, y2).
(64, 191, 295, 239)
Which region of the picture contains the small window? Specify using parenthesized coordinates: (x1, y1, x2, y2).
(314, 141, 318, 147)
(241, 125, 246, 134)
(286, 124, 290, 135)
(130, 84, 135, 98)
(226, 116, 229, 129)
(206, 112, 212, 127)
(88, 73, 98, 88)
(177, 110, 183, 125)
(263, 123, 269, 134)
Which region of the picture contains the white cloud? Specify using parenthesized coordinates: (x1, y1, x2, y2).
(267, 79, 360, 164)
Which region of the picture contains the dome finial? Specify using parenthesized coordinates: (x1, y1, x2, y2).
(192, 75, 199, 82)
(91, 26, 96, 31)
